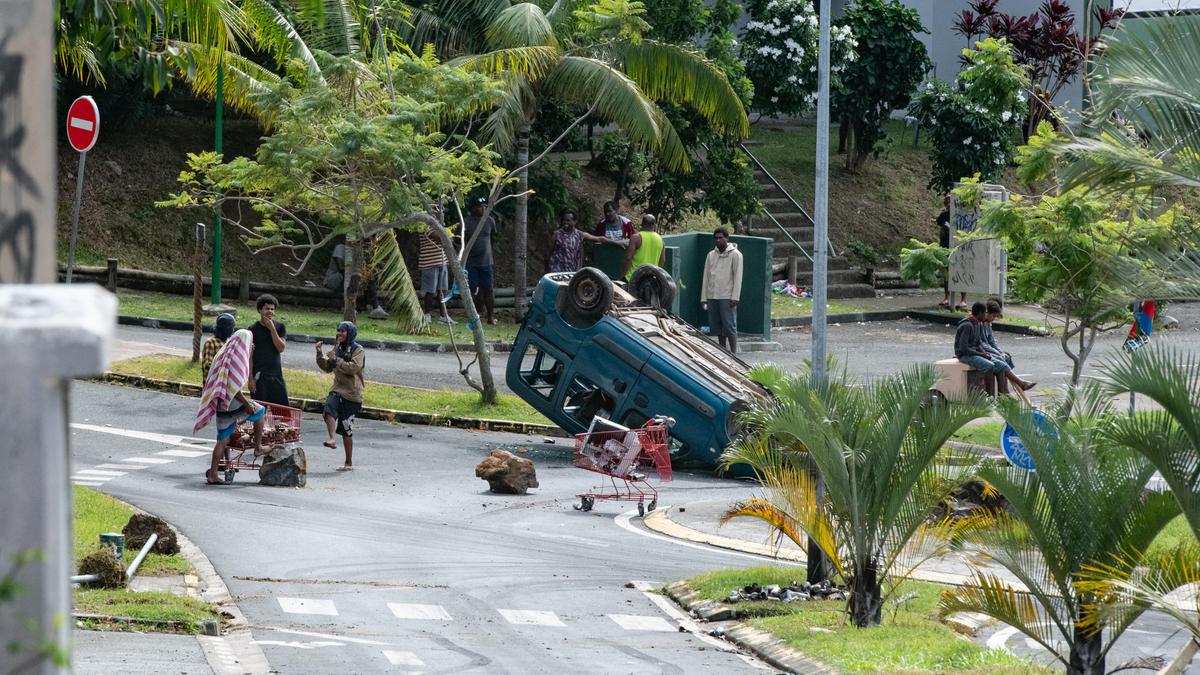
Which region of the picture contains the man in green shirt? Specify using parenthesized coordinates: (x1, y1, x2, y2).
(622, 214, 665, 281)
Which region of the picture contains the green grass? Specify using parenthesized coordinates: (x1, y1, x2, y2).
(73, 486, 191, 576)
(110, 354, 551, 425)
(950, 421, 1005, 448)
(74, 589, 218, 634)
(683, 567, 1048, 673)
(117, 290, 523, 345)
(1146, 515, 1199, 560)
(771, 295, 875, 319)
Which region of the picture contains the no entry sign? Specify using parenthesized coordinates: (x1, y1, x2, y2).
(66, 96, 100, 153)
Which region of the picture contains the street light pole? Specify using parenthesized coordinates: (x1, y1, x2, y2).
(211, 58, 224, 306)
(807, 0, 834, 584)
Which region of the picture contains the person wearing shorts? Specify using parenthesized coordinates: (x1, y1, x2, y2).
(462, 197, 498, 325)
(194, 329, 265, 485)
(419, 228, 453, 325)
(316, 321, 365, 471)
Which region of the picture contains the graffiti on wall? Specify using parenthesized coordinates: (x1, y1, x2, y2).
(0, 29, 37, 282)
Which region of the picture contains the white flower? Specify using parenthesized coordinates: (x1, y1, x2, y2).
(807, 15, 818, 26)
(1017, 92, 1026, 103)
(1001, 110, 1012, 122)
(963, 136, 973, 145)
(770, 96, 779, 103)
(992, 141, 1000, 147)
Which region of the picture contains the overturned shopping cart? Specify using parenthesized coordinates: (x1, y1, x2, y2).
(573, 416, 674, 516)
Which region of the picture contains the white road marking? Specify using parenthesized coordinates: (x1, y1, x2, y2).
(97, 463, 146, 470)
(71, 423, 210, 447)
(388, 603, 452, 621)
(498, 609, 565, 627)
(75, 469, 127, 477)
(614, 510, 802, 564)
(121, 456, 174, 464)
(156, 449, 209, 459)
(608, 614, 676, 632)
(253, 640, 344, 649)
(71, 480, 105, 487)
(987, 625, 1020, 651)
(69, 116, 94, 131)
(630, 580, 743, 654)
(277, 597, 339, 616)
(260, 627, 391, 646)
(382, 650, 426, 667)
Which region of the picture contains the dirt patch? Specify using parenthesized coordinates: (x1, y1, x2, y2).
(78, 547, 126, 588)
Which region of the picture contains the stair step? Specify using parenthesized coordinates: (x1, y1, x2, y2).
(826, 283, 878, 299)
(789, 269, 867, 285)
(759, 185, 788, 199)
(755, 212, 813, 226)
(773, 256, 853, 271)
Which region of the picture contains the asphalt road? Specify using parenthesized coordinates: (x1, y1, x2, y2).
(69, 381, 777, 674)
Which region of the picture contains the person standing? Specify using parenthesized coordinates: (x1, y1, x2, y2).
(195, 329, 265, 485)
(462, 197, 499, 325)
(622, 214, 665, 280)
(594, 200, 635, 244)
(701, 227, 743, 353)
(248, 294, 289, 406)
(548, 209, 606, 273)
(938, 195, 967, 310)
(419, 226, 453, 325)
(316, 321, 365, 472)
(201, 313, 236, 383)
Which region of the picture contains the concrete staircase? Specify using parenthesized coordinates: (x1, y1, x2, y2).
(745, 160, 876, 300)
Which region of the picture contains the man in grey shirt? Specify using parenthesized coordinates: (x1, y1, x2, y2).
(462, 197, 499, 325)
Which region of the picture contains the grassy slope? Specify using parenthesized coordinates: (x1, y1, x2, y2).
(684, 567, 1048, 673)
(110, 354, 549, 424)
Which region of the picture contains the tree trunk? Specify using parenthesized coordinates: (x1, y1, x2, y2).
(848, 563, 882, 627)
(431, 220, 497, 404)
(514, 125, 530, 321)
(342, 237, 362, 323)
(614, 142, 635, 206)
(1068, 625, 1105, 675)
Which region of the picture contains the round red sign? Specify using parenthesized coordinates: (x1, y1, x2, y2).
(66, 96, 100, 153)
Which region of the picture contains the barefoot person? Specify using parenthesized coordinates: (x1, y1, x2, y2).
(316, 321, 365, 471)
(195, 329, 265, 485)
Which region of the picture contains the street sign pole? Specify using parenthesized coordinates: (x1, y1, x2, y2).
(807, 0, 833, 585)
(211, 58, 224, 306)
(64, 95, 100, 284)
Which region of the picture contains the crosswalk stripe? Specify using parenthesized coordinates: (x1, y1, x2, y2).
(608, 614, 676, 632)
(97, 463, 146, 470)
(277, 597, 339, 616)
(382, 650, 425, 667)
(72, 480, 105, 487)
(75, 469, 127, 477)
(387, 603, 452, 621)
(156, 449, 209, 458)
(498, 609, 565, 627)
(121, 456, 174, 464)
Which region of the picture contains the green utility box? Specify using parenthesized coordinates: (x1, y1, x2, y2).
(590, 232, 772, 339)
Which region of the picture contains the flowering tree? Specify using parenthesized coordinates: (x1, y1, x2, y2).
(739, 0, 856, 118)
(910, 38, 1028, 192)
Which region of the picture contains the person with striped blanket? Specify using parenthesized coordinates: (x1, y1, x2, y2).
(195, 329, 266, 485)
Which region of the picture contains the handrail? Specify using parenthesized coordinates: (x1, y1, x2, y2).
(738, 142, 839, 259)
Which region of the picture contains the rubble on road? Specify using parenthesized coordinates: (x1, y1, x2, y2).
(726, 580, 848, 603)
(258, 445, 307, 487)
(475, 449, 539, 495)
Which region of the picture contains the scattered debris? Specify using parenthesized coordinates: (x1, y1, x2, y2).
(258, 445, 307, 488)
(475, 449, 539, 495)
(726, 580, 848, 603)
(123, 513, 179, 555)
(543, 437, 556, 444)
(78, 547, 125, 588)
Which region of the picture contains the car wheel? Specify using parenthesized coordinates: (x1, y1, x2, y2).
(629, 265, 677, 310)
(558, 268, 613, 328)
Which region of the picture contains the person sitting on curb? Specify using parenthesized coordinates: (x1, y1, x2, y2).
(195, 329, 265, 485)
(316, 321, 365, 472)
(983, 298, 1036, 393)
(201, 313, 236, 383)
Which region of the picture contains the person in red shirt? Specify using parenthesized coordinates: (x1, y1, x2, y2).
(594, 200, 636, 243)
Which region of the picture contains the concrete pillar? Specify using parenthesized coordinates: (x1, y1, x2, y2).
(787, 256, 799, 287)
(239, 274, 250, 305)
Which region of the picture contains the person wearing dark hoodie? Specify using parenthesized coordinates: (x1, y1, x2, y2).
(316, 321, 365, 471)
(201, 313, 236, 383)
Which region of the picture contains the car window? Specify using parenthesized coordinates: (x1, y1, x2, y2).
(519, 344, 562, 399)
(563, 375, 614, 424)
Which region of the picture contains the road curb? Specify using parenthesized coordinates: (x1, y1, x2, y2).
(117, 315, 514, 353)
(771, 309, 1051, 336)
(94, 372, 569, 438)
(662, 580, 838, 674)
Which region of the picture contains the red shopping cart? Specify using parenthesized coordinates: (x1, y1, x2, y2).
(216, 401, 302, 484)
(573, 416, 674, 516)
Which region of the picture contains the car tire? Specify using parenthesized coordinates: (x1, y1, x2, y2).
(629, 265, 677, 310)
(558, 268, 613, 328)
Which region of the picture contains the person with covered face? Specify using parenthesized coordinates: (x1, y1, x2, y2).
(195, 329, 265, 485)
(316, 321, 365, 471)
(201, 313, 236, 382)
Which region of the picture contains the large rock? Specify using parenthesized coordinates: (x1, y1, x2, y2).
(475, 449, 539, 495)
(78, 547, 126, 588)
(259, 445, 306, 487)
(122, 513, 179, 555)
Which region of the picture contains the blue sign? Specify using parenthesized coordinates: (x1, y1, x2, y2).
(1001, 410, 1052, 471)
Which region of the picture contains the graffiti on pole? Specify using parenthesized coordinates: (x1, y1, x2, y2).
(0, 30, 38, 283)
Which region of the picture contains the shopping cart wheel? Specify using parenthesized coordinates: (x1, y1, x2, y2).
(223, 470, 235, 485)
(575, 497, 594, 512)
(647, 500, 657, 513)
(637, 501, 645, 517)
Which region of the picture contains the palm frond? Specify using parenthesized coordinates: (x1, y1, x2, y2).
(300, 0, 361, 56)
(485, 3, 557, 49)
(1078, 543, 1200, 640)
(940, 573, 1066, 667)
(450, 45, 560, 80)
(168, 41, 284, 121)
(617, 39, 748, 137)
(163, 0, 250, 54)
(370, 229, 425, 332)
(242, 0, 324, 77)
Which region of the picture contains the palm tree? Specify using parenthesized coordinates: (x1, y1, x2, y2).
(438, 0, 749, 317)
(940, 385, 1181, 675)
(720, 360, 990, 627)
